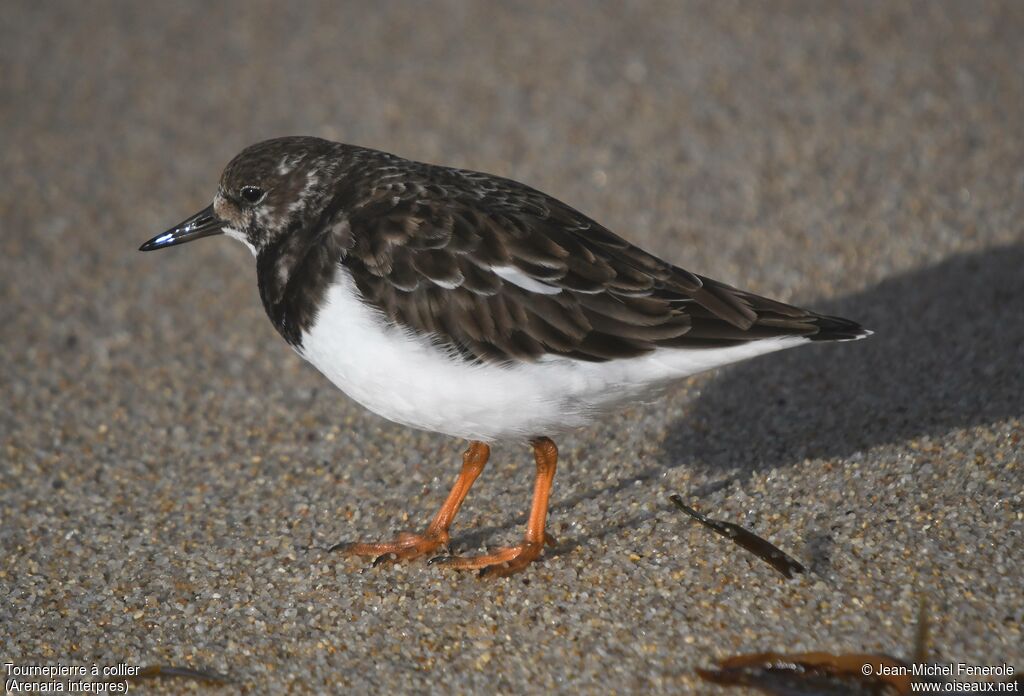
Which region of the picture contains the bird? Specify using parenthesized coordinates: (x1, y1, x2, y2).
(140, 136, 869, 577)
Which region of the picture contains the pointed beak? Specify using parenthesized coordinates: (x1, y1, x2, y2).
(139, 204, 224, 251)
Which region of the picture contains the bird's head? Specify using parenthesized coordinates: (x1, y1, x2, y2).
(140, 136, 339, 256)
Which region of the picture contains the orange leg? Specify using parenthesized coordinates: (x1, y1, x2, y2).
(334, 441, 489, 565)
(433, 437, 559, 577)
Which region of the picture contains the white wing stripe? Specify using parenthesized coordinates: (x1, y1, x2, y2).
(490, 265, 562, 295)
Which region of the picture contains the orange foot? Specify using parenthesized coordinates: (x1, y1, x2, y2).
(333, 530, 450, 566)
(330, 441, 490, 568)
(429, 533, 557, 577)
(430, 437, 559, 578)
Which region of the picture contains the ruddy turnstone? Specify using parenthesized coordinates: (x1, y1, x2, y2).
(140, 136, 869, 576)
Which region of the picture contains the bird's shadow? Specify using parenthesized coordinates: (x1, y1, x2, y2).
(452, 244, 1024, 557)
(665, 243, 1023, 476)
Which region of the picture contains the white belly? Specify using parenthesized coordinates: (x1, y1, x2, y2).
(298, 269, 806, 442)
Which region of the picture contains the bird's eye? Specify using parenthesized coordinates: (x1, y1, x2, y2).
(240, 186, 264, 204)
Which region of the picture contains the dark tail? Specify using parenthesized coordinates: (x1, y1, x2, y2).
(806, 313, 872, 342)
(664, 275, 872, 346)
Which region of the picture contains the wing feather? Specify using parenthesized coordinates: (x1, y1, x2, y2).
(339, 160, 858, 363)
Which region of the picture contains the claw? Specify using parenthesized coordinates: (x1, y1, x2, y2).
(372, 553, 396, 567)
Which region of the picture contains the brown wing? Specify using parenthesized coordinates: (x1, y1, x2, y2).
(340, 165, 862, 364)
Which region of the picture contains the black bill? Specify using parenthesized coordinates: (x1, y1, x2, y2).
(139, 204, 223, 251)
